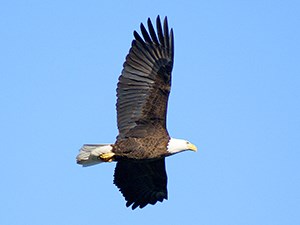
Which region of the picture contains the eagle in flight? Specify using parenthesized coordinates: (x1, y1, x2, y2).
(76, 16, 197, 210)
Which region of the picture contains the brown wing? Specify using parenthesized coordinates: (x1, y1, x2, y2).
(116, 16, 174, 139)
(113, 158, 168, 210)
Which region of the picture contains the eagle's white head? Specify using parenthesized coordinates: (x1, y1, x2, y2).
(167, 138, 197, 154)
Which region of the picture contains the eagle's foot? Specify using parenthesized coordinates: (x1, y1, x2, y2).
(99, 152, 115, 162)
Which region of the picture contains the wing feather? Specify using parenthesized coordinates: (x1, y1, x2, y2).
(163, 17, 170, 50)
(156, 16, 164, 47)
(140, 23, 152, 44)
(147, 18, 159, 45)
(114, 159, 168, 210)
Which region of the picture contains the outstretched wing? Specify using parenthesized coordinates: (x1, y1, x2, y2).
(113, 159, 168, 210)
(116, 16, 174, 139)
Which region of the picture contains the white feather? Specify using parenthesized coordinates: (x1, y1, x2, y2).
(76, 144, 113, 167)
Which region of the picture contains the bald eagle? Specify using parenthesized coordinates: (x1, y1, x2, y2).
(76, 16, 197, 210)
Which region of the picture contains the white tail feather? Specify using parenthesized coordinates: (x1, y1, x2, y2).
(76, 144, 113, 167)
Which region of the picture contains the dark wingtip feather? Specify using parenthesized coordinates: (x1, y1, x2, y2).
(163, 17, 170, 50)
(133, 30, 145, 45)
(170, 28, 174, 61)
(147, 18, 159, 45)
(133, 16, 173, 57)
(156, 16, 164, 47)
(131, 203, 139, 210)
(140, 23, 152, 43)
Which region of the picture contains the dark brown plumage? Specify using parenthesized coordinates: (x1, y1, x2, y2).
(112, 16, 174, 209)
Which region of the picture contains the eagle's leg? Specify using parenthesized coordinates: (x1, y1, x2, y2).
(99, 152, 115, 162)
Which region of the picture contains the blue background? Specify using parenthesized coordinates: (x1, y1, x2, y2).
(1, 1, 299, 224)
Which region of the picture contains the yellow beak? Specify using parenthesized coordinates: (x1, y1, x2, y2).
(187, 143, 197, 152)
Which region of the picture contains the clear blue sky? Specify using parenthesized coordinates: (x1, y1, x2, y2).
(1, 1, 299, 224)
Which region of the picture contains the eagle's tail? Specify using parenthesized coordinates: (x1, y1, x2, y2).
(76, 144, 114, 167)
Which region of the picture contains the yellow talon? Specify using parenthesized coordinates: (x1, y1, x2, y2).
(99, 152, 115, 162)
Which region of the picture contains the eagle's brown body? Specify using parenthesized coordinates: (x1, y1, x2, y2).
(113, 134, 170, 159)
